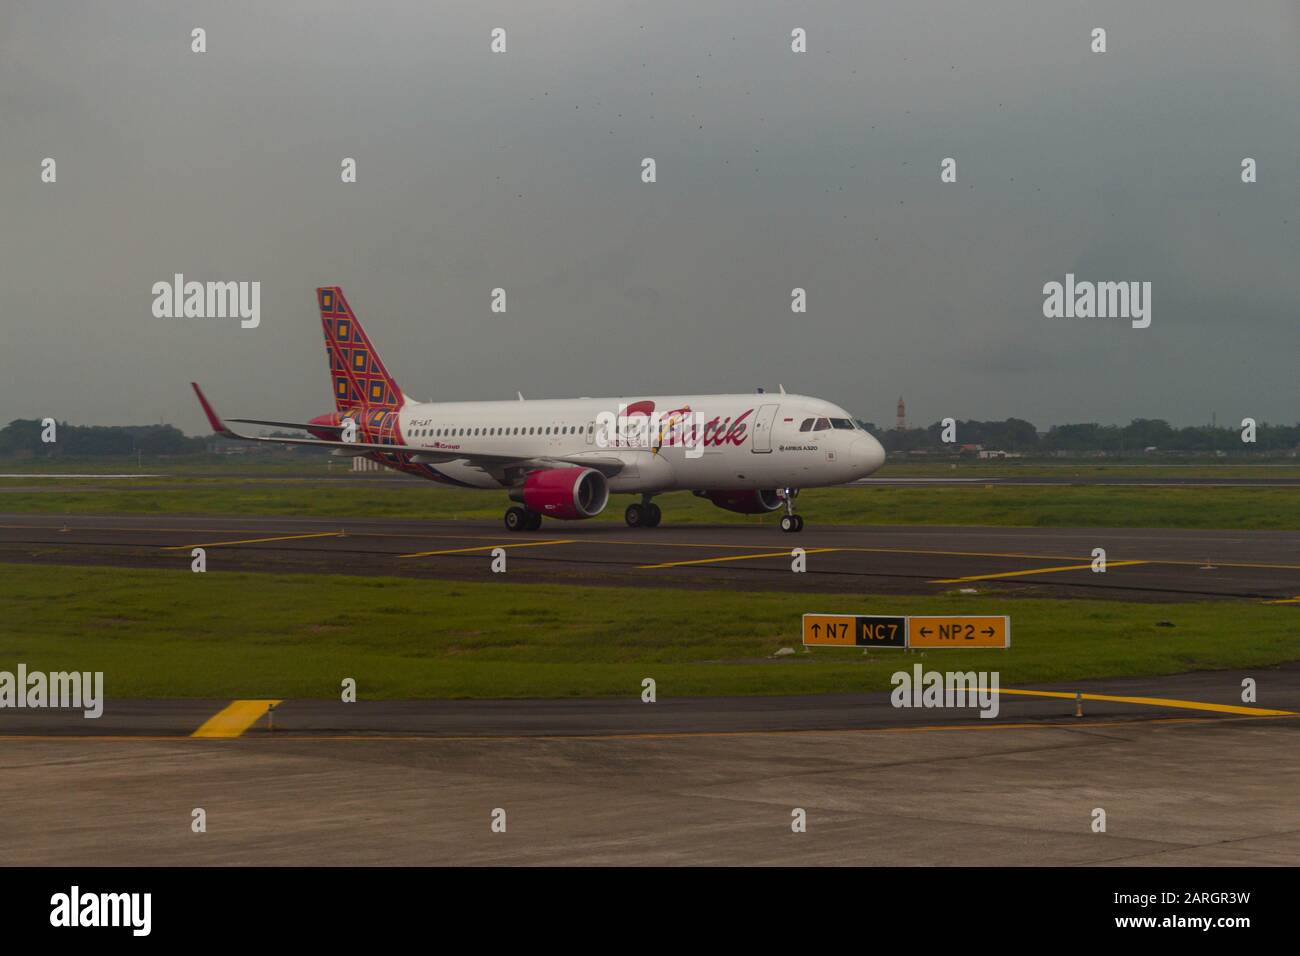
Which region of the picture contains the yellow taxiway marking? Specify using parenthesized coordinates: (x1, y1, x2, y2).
(640, 548, 840, 570)
(1265, 595, 1300, 605)
(191, 699, 282, 738)
(990, 687, 1294, 717)
(615, 540, 1299, 573)
(161, 531, 343, 551)
(399, 539, 575, 558)
(596, 538, 1095, 560)
(931, 560, 1149, 584)
(6, 521, 1300, 573)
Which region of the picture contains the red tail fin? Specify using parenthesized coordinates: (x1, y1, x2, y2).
(316, 286, 405, 412)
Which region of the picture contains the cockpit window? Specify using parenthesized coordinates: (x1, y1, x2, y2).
(814, 418, 831, 431)
(799, 418, 814, 432)
(830, 418, 855, 430)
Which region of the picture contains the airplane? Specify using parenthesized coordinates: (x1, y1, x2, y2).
(191, 286, 886, 533)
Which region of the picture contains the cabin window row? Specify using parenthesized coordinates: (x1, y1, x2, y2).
(406, 424, 596, 438)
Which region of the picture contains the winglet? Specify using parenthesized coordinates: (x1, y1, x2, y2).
(191, 382, 232, 436)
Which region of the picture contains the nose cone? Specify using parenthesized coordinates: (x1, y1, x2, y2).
(851, 434, 886, 476)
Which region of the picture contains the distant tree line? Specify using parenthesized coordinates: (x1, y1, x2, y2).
(0, 419, 209, 458)
(854, 418, 1300, 454)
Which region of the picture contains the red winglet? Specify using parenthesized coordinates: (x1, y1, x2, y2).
(190, 382, 231, 435)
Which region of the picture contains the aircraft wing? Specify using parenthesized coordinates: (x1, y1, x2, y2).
(191, 383, 627, 475)
(544, 452, 626, 477)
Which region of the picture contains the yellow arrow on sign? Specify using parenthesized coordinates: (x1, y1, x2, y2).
(908, 616, 1009, 648)
(802, 614, 857, 646)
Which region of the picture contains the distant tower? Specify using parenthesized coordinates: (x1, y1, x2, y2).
(896, 396, 906, 431)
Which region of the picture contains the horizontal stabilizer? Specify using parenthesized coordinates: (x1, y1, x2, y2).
(227, 418, 346, 433)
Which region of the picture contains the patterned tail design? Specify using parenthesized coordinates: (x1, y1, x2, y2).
(316, 287, 405, 413)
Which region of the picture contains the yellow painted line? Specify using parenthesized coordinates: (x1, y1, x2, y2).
(588, 537, 1095, 560)
(834, 546, 1093, 561)
(602, 539, 1300, 571)
(400, 539, 575, 558)
(640, 548, 840, 570)
(161, 532, 342, 551)
(533, 537, 1300, 572)
(991, 687, 1295, 717)
(931, 560, 1149, 583)
(1265, 596, 1300, 605)
(14, 525, 1097, 563)
(190, 699, 282, 738)
(8, 521, 1300, 573)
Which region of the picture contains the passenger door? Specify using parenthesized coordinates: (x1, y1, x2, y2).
(751, 403, 779, 453)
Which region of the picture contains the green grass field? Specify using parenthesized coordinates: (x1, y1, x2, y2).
(3, 563, 1296, 699)
(0, 476, 1295, 530)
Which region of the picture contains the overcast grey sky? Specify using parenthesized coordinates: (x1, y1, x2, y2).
(2, 0, 1296, 433)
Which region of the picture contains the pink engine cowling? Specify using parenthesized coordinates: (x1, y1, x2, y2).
(306, 411, 344, 441)
(515, 467, 610, 519)
(697, 489, 784, 514)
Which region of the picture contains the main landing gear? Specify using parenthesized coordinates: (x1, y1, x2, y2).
(504, 506, 543, 531)
(625, 495, 662, 528)
(780, 488, 804, 533)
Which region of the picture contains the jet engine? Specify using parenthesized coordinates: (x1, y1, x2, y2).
(513, 467, 609, 519)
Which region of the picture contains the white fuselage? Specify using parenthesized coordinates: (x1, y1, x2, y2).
(394, 393, 885, 492)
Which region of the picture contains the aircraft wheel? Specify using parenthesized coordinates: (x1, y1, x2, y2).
(780, 514, 803, 533)
(504, 506, 529, 532)
(625, 503, 645, 528)
(794, 514, 804, 532)
(644, 503, 662, 527)
(525, 510, 543, 531)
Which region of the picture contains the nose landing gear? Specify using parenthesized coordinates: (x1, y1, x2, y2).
(779, 488, 804, 533)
